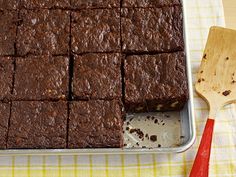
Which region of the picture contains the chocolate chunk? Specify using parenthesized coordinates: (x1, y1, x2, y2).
(72, 53, 122, 99)
(7, 101, 67, 149)
(68, 100, 123, 148)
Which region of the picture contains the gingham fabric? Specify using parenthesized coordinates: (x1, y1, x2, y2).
(1, 0, 234, 177)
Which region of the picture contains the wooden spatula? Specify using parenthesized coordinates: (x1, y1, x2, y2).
(190, 26, 236, 177)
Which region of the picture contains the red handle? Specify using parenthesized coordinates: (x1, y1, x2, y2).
(190, 118, 215, 177)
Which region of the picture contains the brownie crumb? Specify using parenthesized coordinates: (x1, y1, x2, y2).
(146, 115, 150, 119)
(200, 71, 203, 73)
(151, 116, 155, 120)
(198, 79, 201, 83)
(145, 134, 149, 139)
(162, 123, 165, 126)
(201, 78, 205, 81)
(126, 127, 130, 131)
(158, 144, 161, 148)
(150, 135, 157, 142)
(129, 129, 135, 133)
(226, 57, 229, 60)
(127, 122, 130, 125)
(222, 90, 231, 96)
(129, 128, 144, 139)
(154, 119, 158, 124)
(142, 146, 146, 148)
(124, 143, 127, 146)
(203, 54, 207, 59)
(136, 142, 139, 146)
(180, 136, 185, 139)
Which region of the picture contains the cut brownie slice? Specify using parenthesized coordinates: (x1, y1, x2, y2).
(0, 0, 19, 10)
(122, 0, 181, 7)
(0, 102, 10, 149)
(13, 55, 69, 100)
(71, 0, 120, 9)
(68, 100, 123, 148)
(20, 0, 70, 9)
(72, 53, 122, 100)
(124, 52, 188, 112)
(0, 10, 17, 56)
(16, 9, 70, 56)
(121, 6, 184, 53)
(0, 57, 13, 100)
(7, 101, 67, 149)
(71, 9, 120, 54)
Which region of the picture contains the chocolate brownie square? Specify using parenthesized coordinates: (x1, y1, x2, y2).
(124, 52, 188, 112)
(0, 57, 13, 100)
(20, 0, 70, 9)
(68, 100, 123, 148)
(121, 6, 184, 53)
(71, 0, 120, 9)
(16, 9, 70, 56)
(0, 102, 10, 149)
(7, 101, 67, 149)
(13, 55, 69, 100)
(0, 10, 17, 56)
(122, 0, 181, 7)
(0, 0, 19, 10)
(71, 9, 120, 53)
(72, 53, 122, 99)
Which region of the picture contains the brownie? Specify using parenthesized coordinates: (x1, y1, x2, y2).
(13, 55, 69, 100)
(122, 0, 181, 7)
(7, 101, 67, 149)
(0, 0, 19, 10)
(121, 6, 184, 53)
(0, 10, 17, 56)
(16, 9, 70, 56)
(0, 57, 13, 100)
(71, 9, 120, 54)
(71, 0, 120, 9)
(72, 53, 122, 99)
(0, 102, 10, 149)
(124, 52, 188, 112)
(68, 100, 123, 148)
(20, 0, 70, 9)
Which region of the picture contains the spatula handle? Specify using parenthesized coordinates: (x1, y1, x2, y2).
(190, 118, 215, 177)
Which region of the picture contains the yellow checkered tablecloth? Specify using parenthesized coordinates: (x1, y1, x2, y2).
(0, 0, 235, 177)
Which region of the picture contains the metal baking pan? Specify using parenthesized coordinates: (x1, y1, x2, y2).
(0, 0, 196, 155)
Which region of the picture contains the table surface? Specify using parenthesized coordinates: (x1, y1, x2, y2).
(222, 0, 236, 29)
